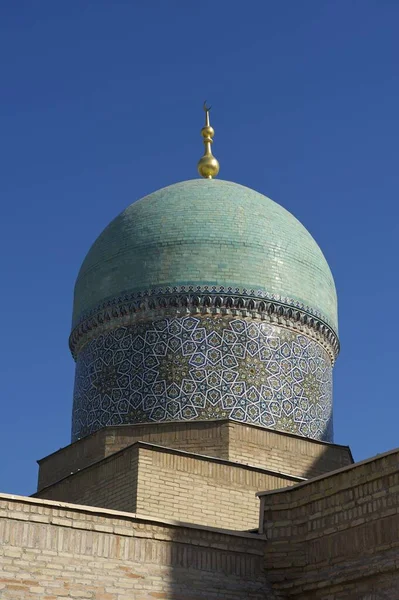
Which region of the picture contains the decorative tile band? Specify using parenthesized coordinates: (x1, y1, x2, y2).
(70, 287, 339, 362)
(72, 316, 333, 443)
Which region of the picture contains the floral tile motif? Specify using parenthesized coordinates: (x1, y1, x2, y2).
(72, 317, 333, 442)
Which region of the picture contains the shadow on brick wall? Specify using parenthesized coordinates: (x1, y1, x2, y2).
(167, 526, 275, 600)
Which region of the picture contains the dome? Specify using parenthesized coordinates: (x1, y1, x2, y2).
(72, 179, 337, 334)
(70, 178, 339, 443)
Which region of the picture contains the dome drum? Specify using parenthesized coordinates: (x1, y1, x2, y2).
(72, 315, 334, 443)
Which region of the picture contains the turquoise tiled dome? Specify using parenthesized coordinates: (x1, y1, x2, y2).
(72, 179, 337, 332)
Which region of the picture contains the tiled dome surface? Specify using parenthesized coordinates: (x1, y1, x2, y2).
(73, 179, 337, 332)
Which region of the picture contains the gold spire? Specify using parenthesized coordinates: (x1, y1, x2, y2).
(197, 102, 220, 179)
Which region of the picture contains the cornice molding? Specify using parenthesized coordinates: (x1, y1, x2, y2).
(70, 287, 339, 362)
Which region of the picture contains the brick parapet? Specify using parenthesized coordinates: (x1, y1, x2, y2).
(35, 442, 302, 530)
(37, 420, 352, 492)
(0, 492, 272, 600)
(135, 443, 301, 530)
(37, 420, 231, 491)
(258, 448, 399, 597)
(226, 421, 352, 478)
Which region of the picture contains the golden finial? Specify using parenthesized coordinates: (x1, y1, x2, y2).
(197, 101, 220, 179)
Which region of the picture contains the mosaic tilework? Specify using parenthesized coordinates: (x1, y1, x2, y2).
(72, 317, 333, 443)
(73, 284, 336, 333)
(69, 285, 339, 362)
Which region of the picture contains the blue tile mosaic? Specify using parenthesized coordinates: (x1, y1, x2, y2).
(72, 316, 333, 443)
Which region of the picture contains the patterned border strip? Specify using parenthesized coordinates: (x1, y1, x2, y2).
(69, 289, 340, 362)
(74, 286, 335, 328)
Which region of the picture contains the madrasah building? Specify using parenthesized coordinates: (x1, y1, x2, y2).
(1, 106, 398, 599)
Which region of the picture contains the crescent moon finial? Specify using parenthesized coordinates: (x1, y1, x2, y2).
(197, 102, 219, 179)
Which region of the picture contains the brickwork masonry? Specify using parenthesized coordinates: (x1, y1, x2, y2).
(258, 447, 399, 598)
(35, 442, 303, 530)
(0, 493, 275, 600)
(37, 420, 353, 491)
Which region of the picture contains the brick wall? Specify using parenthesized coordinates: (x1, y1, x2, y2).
(38, 420, 352, 492)
(38, 428, 109, 491)
(134, 444, 297, 530)
(36, 442, 300, 530)
(38, 421, 230, 491)
(226, 422, 352, 478)
(0, 493, 274, 600)
(36, 445, 139, 513)
(258, 448, 399, 598)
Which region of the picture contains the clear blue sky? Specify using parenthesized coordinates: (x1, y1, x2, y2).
(1, 1, 398, 495)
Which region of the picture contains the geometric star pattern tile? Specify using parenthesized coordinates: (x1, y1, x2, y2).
(72, 316, 333, 442)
